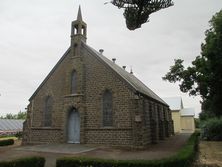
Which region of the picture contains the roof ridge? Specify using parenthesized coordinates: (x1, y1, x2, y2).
(82, 42, 167, 105)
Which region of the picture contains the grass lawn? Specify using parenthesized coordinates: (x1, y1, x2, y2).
(0, 136, 17, 140)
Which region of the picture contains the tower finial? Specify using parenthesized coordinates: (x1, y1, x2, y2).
(77, 5, 82, 21)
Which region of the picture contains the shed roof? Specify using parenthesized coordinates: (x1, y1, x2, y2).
(0, 119, 24, 131)
(162, 97, 183, 111)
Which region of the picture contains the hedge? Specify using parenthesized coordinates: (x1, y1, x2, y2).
(0, 157, 45, 167)
(200, 117, 222, 141)
(0, 139, 14, 146)
(56, 132, 199, 167)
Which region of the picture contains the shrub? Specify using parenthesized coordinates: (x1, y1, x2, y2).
(194, 118, 200, 128)
(200, 117, 222, 141)
(0, 157, 45, 167)
(15, 132, 23, 139)
(0, 139, 14, 146)
(56, 132, 199, 167)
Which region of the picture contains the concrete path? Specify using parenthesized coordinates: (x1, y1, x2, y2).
(15, 143, 96, 154)
(0, 142, 96, 167)
(0, 133, 191, 167)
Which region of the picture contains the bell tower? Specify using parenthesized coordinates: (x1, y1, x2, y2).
(71, 6, 87, 56)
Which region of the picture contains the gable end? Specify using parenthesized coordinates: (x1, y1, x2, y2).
(29, 47, 71, 101)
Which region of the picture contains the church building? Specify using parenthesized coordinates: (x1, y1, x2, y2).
(22, 7, 174, 148)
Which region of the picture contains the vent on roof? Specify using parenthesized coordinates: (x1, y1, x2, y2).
(99, 49, 104, 54)
(122, 66, 126, 70)
(130, 66, 133, 74)
(112, 58, 116, 63)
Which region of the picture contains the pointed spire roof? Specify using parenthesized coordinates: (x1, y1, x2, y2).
(77, 5, 82, 21)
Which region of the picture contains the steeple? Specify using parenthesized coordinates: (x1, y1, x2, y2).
(71, 5, 87, 48)
(77, 6, 82, 21)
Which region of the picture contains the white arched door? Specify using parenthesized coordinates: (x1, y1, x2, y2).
(67, 109, 80, 143)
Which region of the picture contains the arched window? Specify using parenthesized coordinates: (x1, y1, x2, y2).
(102, 90, 113, 126)
(44, 96, 53, 127)
(71, 70, 77, 94)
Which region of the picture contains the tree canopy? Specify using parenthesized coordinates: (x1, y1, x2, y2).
(163, 10, 222, 119)
(0, 111, 27, 120)
(110, 0, 174, 30)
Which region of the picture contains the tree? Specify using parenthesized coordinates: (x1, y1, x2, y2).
(17, 111, 27, 120)
(109, 0, 174, 30)
(0, 111, 27, 120)
(163, 10, 222, 119)
(5, 113, 17, 119)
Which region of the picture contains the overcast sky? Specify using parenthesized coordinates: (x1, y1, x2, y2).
(0, 0, 221, 117)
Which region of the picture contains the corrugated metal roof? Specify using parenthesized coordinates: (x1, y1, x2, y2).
(181, 108, 195, 116)
(162, 97, 183, 111)
(0, 119, 24, 131)
(83, 43, 167, 105)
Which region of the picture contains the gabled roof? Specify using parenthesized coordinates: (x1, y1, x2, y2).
(181, 108, 195, 116)
(0, 119, 24, 131)
(83, 42, 167, 105)
(162, 97, 183, 111)
(29, 42, 167, 105)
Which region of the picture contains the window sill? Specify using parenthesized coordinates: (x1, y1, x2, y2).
(85, 127, 132, 130)
(100, 126, 114, 129)
(31, 127, 61, 130)
(64, 94, 84, 98)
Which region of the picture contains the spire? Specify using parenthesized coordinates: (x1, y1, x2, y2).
(71, 5, 87, 44)
(77, 5, 82, 21)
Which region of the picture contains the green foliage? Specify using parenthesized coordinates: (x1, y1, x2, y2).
(110, 0, 174, 30)
(56, 132, 199, 167)
(17, 111, 27, 120)
(0, 157, 45, 167)
(1, 113, 17, 119)
(200, 118, 222, 141)
(15, 132, 23, 139)
(0, 139, 14, 146)
(194, 118, 200, 128)
(0, 111, 26, 120)
(163, 10, 222, 118)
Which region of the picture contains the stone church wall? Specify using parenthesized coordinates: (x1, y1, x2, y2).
(82, 47, 135, 146)
(132, 97, 173, 147)
(22, 6, 174, 147)
(22, 44, 173, 147)
(24, 50, 73, 144)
